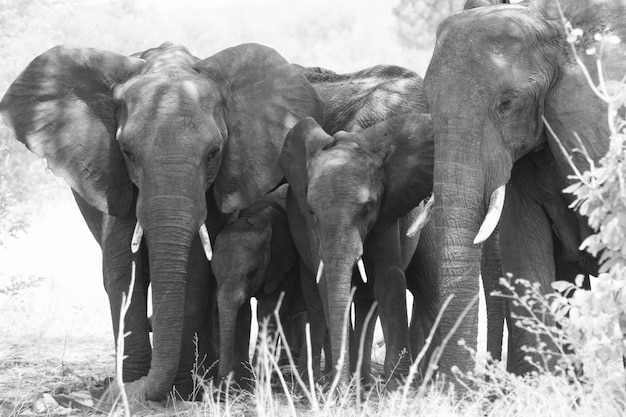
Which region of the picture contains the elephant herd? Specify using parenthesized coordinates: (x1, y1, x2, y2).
(1, 0, 624, 403)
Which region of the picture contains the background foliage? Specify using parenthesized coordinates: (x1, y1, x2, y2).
(393, 0, 465, 49)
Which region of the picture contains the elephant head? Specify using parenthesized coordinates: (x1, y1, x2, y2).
(423, 0, 625, 376)
(279, 113, 433, 379)
(211, 185, 296, 380)
(0, 42, 322, 400)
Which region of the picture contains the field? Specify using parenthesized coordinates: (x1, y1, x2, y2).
(1, 0, 626, 416)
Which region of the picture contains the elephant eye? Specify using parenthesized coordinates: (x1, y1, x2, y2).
(121, 147, 137, 164)
(499, 99, 512, 111)
(496, 91, 517, 118)
(207, 147, 220, 160)
(361, 201, 374, 216)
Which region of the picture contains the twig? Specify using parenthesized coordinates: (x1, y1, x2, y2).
(419, 294, 479, 399)
(542, 116, 594, 188)
(324, 286, 357, 412)
(271, 292, 317, 408)
(355, 300, 377, 414)
(304, 323, 319, 411)
(401, 294, 454, 403)
(114, 260, 136, 417)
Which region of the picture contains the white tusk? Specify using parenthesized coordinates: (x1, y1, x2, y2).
(131, 222, 143, 253)
(357, 258, 368, 283)
(406, 194, 434, 237)
(316, 260, 324, 284)
(199, 224, 213, 261)
(473, 185, 506, 244)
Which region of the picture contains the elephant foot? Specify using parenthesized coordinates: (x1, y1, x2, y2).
(96, 376, 163, 413)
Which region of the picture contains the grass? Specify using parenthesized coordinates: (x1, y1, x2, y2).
(2, 198, 624, 416)
(2, 205, 625, 416)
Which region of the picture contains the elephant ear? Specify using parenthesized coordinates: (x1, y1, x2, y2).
(0, 46, 144, 216)
(544, 51, 618, 176)
(195, 43, 324, 213)
(279, 117, 334, 215)
(264, 205, 297, 294)
(360, 113, 434, 229)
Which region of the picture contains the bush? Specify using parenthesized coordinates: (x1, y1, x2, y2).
(547, 23, 626, 375)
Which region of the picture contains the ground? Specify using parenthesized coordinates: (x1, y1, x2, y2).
(0, 189, 114, 415)
(0, 185, 491, 416)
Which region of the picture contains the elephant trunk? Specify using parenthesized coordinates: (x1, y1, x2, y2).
(138, 172, 207, 400)
(433, 119, 511, 377)
(320, 234, 362, 383)
(217, 286, 246, 378)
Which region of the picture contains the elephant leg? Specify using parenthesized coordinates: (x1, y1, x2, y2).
(481, 229, 505, 363)
(279, 277, 307, 366)
(406, 221, 440, 380)
(500, 183, 556, 375)
(409, 298, 424, 361)
(366, 224, 412, 385)
(233, 300, 253, 384)
(374, 266, 411, 383)
(297, 261, 327, 379)
(101, 214, 152, 383)
(353, 297, 377, 385)
(255, 292, 282, 369)
(175, 236, 214, 399)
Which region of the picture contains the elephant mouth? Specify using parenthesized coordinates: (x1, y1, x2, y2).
(131, 222, 213, 261)
(315, 257, 369, 284)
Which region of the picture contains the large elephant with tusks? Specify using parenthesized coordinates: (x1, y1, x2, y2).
(0, 42, 322, 401)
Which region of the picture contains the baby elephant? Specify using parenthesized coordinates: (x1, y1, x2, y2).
(211, 184, 300, 382)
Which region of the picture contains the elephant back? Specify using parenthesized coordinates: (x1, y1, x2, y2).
(295, 64, 428, 134)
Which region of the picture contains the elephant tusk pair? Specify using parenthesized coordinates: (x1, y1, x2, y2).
(473, 185, 506, 244)
(406, 194, 434, 237)
(130, 222, 213, 261)
(314, 258, 368, 284)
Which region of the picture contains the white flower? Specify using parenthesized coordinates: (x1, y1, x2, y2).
(567, 28, 584, 43)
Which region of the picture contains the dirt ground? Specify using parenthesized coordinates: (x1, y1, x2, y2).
(0, 195, 116, 415)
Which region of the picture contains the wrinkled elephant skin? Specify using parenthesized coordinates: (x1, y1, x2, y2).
(424, 0, 624, 379)
(0, 42, 322, 400)
(280, 113, 435, 384)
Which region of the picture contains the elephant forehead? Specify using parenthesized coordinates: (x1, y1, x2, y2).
(437, 6, 529, 56)
(215, 228, 269, 253)
(139, 44, 199, 73)
(118, 74, 218, 104)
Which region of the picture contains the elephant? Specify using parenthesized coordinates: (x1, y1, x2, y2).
(482, 146, 597, 371)
(0, 42, 322, 401)
(423, 0, 623, 380)
(211, 184, 300, 381)
(296, 64, 428, 134)
(279, 113, 436, 385)
(283, 64, 436, 382)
